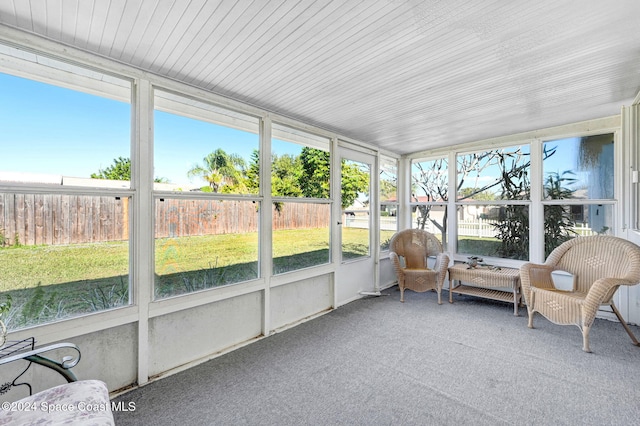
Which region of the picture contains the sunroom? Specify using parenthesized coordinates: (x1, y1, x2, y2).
(0, 1, 639, 423)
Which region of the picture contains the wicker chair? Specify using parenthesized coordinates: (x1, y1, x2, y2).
(389, 229, 449, 303)
(520, 235, 640, 352)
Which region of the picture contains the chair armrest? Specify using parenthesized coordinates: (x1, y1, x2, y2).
(0, 341, 81, 389)
(520, 263, 555, 290)
(434, 253, 449, 277)
(583, 277, 639, 327)
(520, 262, 555, 306)
(586, 277, 639, 305)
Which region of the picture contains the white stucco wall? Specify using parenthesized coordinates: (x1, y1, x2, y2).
(270, 275, 332, 331)
(147, 292, 263, 378)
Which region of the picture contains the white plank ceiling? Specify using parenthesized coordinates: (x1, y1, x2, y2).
(0, 0, 639, 155)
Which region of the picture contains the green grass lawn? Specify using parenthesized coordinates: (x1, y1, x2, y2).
(0, 227, 393, 329)
(0, 242, 130, 292)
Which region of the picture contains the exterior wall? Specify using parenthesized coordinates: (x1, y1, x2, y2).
(71, 324, 138, 393)
(0, 323, 137, 402)
(1, 275, 339, 402)
(270, 275, 332, 331)
(148, 292, 263, 378)
(378, 257, 397, 290)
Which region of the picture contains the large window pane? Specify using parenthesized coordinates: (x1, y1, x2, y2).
(0, 47, 131, 188)
(457, 204, 529, 260)
(0, 193, 130, 330)
(270, 124, 332, 274)
(412, 158, 448, 202)
(544, 204, 613, 257)
(155, 198, 259, 299)
(272, 202, 330, 274)
(542, 134, 615, 257)
(411, 157, 449, 249)
(380, 157, 398, 251)
(154, 90, 260, 193)
(341, 159, 370, 261)
(380, 158, 398, 203)
(413, 205, 448, 250)
(0, 44, 132, 330)
(271, 123, 331, 199)
(457, 145, 530, 201)
(456, 145, 530, 261)
(543, 134, 614, 200)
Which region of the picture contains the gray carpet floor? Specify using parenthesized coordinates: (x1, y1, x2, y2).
(113, 287, 640, 425)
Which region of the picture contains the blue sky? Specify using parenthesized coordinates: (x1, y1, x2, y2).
(154, 110, 261, 185)
(1, 73, 130, 178)
(1, 72, 299, 186)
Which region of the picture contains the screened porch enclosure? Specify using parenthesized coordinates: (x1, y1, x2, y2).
(0, 1, 639, 408)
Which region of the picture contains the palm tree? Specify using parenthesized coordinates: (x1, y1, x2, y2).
(187, 148, 247, 193)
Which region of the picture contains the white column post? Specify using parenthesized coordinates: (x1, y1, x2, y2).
(132, 79, 154, 386)
(260, 115, 273, 336)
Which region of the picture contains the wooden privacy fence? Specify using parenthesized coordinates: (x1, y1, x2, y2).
(0, 193, 129, 246)
(0, 193, 331, 246)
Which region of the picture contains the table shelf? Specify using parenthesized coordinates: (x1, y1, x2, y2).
(448, 263, 522, 316)
(449, 284, 517, 304)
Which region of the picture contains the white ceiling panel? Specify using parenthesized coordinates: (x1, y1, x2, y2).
(0, 0, 639, 155)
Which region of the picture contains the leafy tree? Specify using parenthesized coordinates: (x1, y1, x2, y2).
(379, 176, 397, 202)
(272, 154, 303, 198)
(91, 157, 167, 183)
(194, 146, 367, 210)
(245, 149, 261, 195)
(247, 150, 304, 212)
(246, 149, 305, 198)
(340, 160, 370, 210)
(91, 156, 131, 180)
(492, 150, 531, 259)
(299, 147, 331, 199)
(543, 170, 578, 257)
(298, 147, 369, 209)
(188, 148, 248, 193)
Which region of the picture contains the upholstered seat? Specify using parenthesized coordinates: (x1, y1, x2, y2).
(389, 229, 449, 303)
(0, 380, 114, 425)
(520, 235, 640, 352)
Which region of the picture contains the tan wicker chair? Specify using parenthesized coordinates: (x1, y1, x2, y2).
(520, 235, 640, 352)
(389, 229, 449, 303)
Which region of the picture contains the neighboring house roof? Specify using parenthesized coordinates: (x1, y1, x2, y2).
(0, 171, 62, 185)
(0, 172, 200, 191)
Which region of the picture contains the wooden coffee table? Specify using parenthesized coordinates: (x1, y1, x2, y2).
(448, 263, 522, 316)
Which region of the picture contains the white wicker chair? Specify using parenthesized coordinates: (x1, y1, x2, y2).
(389, 229, 449, 303)
(520, 235, 640, 352)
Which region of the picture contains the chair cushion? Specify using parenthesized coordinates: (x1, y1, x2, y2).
(551, 270, 576, 291)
